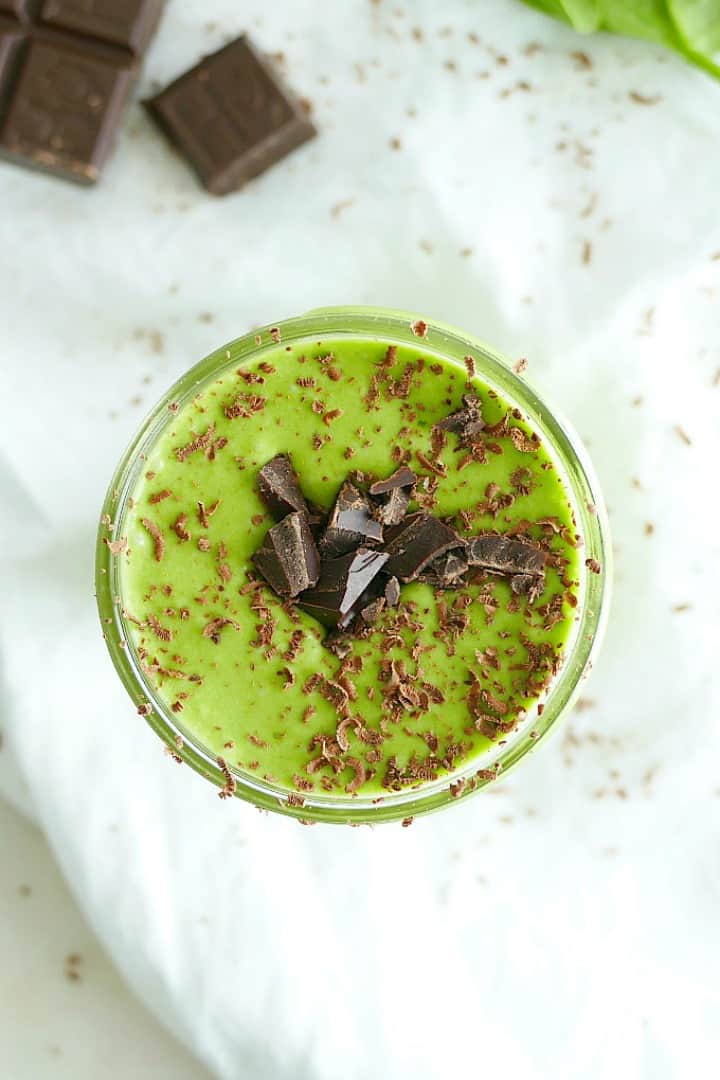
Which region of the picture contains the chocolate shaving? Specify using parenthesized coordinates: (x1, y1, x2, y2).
(435, 394, 485, 445)
(141, 518, 165, 562)
(368, 466, 417, 495)
(202, 617, 240, 644)
(253, 512, 320, 597)
(345, 757, 367, 794)
(172, 513, 190, 543)
(509, 427, 540, 453)
(216, 757, 237, 800)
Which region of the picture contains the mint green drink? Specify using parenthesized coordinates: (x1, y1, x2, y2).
(98, 310, 609, 822)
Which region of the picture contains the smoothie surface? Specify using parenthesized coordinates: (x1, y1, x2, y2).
(116, 334, 582, 801)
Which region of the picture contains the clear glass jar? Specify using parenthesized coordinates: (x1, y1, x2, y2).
(96, 307, 611, 824)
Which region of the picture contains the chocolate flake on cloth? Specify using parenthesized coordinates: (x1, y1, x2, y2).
(466, 534, 546, 577)
(383, 512, 464, 582)
(257, 453, 307, 519)
(434, 394, 485, 444)
(300, 548, 389, 629)
(253, 512, 320, 597)
(321, 481, 383, 556)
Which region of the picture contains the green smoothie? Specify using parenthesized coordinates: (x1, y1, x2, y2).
(115, 333, 582, 801)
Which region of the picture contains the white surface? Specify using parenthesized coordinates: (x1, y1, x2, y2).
(1, 1, 720, 1078)
(0, 797, 211, 1080)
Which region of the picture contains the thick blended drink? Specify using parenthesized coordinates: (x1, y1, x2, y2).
(97, 310, 609, 823)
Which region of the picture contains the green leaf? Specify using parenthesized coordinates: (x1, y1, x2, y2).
(518, 0, 574, 20)
(517, 0, 720, 80)
(597, 0, 683, 47)
(668, 0, 720, 54)
(561, 0, 602, 32)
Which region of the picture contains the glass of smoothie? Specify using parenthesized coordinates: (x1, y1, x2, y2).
(96, 308, 610, 824)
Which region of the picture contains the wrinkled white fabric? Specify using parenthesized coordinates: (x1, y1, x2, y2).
(1, 2, 719, 1078)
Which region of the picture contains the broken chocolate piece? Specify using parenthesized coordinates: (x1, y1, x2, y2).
(369, 466, 416, 528)
(360, 596, 386, 625)
(300, 548, 389, 629)
(374, 484, 411, 527)
(419, 549, 469, 589)
(368, 466, 417, 496)
(466, 534, 546, 577)
(257, 453, 307, 519)
(434, 394, 485, 444)
(321, 481, 383, 556)
(511, 572, 545, 602)
(253, 511, 320, 597)
(384, 576, 400, 608)
(383, 512, 464, 582)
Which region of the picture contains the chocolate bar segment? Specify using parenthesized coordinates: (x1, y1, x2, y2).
(253, 511, 320, 598)
(0, 36, 133, 183)
(144, 36, 316, 196)
(39, 0, 164, 55)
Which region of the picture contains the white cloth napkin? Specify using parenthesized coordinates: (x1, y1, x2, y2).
(1, 2, 719, 1077)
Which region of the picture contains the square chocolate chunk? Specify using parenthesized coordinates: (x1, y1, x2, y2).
(144, 36, 316, 196)
(39, 0, 165, 56)
(0, 36, 133, 183)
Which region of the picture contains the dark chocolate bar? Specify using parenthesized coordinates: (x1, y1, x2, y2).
(144, 36, 316, 196)
(40, 0, 164, 56)
(0, 36, 133, 183)
(0, 0, 163, 184)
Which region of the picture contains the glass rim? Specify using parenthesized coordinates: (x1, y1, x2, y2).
(96, 306, 612, 825)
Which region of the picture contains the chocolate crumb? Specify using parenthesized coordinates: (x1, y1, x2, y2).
(149, 489, 172, 505)
(585, 558, 601, 575)
(104, 537, 128, 557)
(513, 357, 528, 374)
(464, 355, 476, 378)
(629, 90, 661, 105)
(410, 319, 428, 338)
